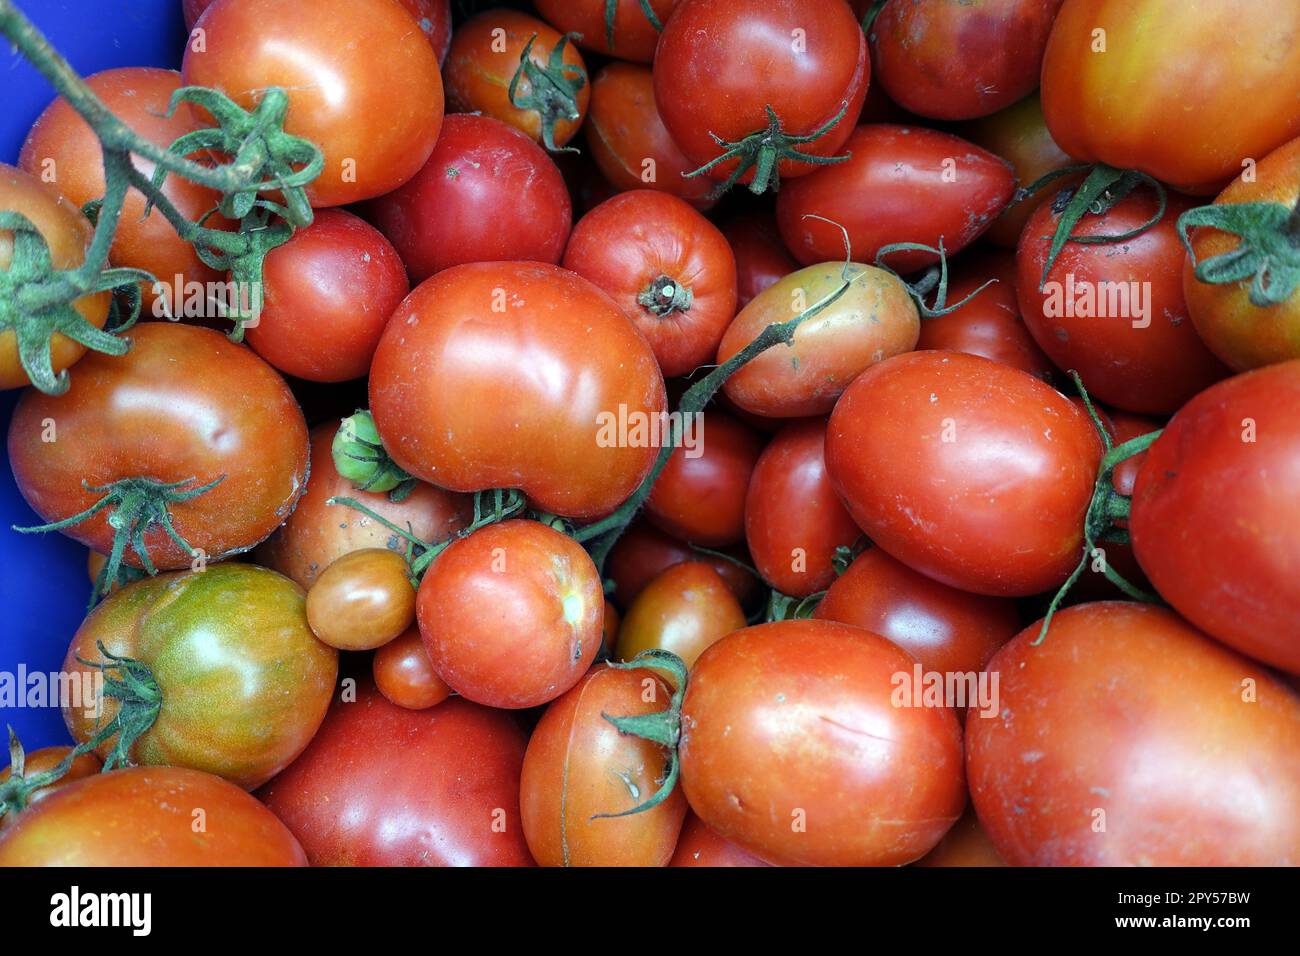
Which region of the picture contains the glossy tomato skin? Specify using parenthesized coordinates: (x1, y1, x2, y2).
(869, 0, 1064, 120)
(654, 0, 869, 186)
(0, 163, 110, 389)
(306, 548, 416, 651)
(1041, 0, 1300, 193)
(417, 520, 603, 709)
(443, 10, 589, 149)
(614, 561, 746, 673)
(184, 0, 443, 206)
(777, 125, 1016, 271)
(814, 547, 1019, 677)
(8, 323, 308, 567)
(535, 0, 677, 62)
(369, 262, 666, 519)
(564, 190, 736, 378)
(0, 766, 307, 866)
(62, 564, 337, 790)
(1183, 136, 1300, 371)
(606, 519, 761, 610)
(723, 212, 799, 309)
(1017, 189, 1229, 414)
(645, 410, 764, 547)
(19, 67, 230, 311)
(373, 626, 451, 710)
(718, 261, 920, 418)
(520, 664, 687, 866)
(968, 603, 1300, 865)
(0, 747, 101, 824)
(259, 682, 534, 866)
(244, 209, 407, 382)
(365, 114, 571, 283)
(744, 418, 860, 597)
(826, 351, 1103, 596)
(584, 63, 716, 209)
(668, 813, 770, 867)
(681, 620, 966, 866)
(1130, 361, 1300, 673)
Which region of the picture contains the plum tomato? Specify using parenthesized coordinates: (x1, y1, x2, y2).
(534, 0, 678, 63)
(723, 212, 799, 309)
(306, 548, 416, 651)
(614, 561, 746, 675)
(374, 626, 452, 710)
(668, 813, 770, 867)
(605, 519, 761, 610)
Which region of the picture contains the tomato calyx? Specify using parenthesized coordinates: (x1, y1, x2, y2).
(1178, 188, 1300, 308)
(683, 102, 854, 198)
(603, 0, 664, 51)
(332, 410, 416, 500)
(594, 649, 688, 818)
(508, 32, 587, 154)
(876, 238, 996, 318)
(636, 273, 694, 316)
(766, 590, 824, 621)
(12, 474, 225, 601)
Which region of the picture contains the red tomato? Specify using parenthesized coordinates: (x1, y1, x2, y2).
(680, 620, 966, 866)
(373, 626, 452, 710)
(605, 519, 761, 610)
(8, 323, 308, 569)
(668, 813, 770, 867)
(417, 520, 603, 709)
(869, 0, 1065, 120)
(826, 350, 1103, 596)
(369, 262, 666, 519)
(364, 114, 571, 283)
(644, 410, 764, 547)
(520, 664, 687, 866)
(653, 0, 869, 191)
(0, 766, 307, 866)
(723, 212, 798, 309)
(614, 561, 746, 673)
(535, 0, 678, 63)
(184, 0, 444, 207)
(564, 191, 736, 378)
(1040, 0, 1300, 193)
(776, 125, 1017, 271)
(1130, 360, 1300, 673)
(744, 418, 860, 597)
(259, 682, 534, 866)
(1017, 189, 1228, 414)
(968, 602, 1300, 865)
(244, 209, 407, 382)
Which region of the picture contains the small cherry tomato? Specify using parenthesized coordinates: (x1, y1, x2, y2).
(614, 561, 746, 675)
(373, 626, 452, 710)
(306, 548, 415, 651)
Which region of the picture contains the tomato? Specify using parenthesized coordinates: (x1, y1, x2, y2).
(776, 125, 1017, 271)
(614, 562, 746, 674)
(0, 746, 101, 824)
(913, 808, 1007, 867)
(563, 190, 736, 378)
(183, 0, 444, 207)
(826, 351, 1103, 596)
(259, 681, 534, 866)
(680, 619, 966, 866)
(417, 520, 602, 709)
(717, 261, 920, 418)
(364, 114, 571, 283)
(369, 262, 666, 519)
(443, 10, 589, 151)
(915, 249, 1055, 380)
(19, 67, 231, 312)
(520, 664, 687, 866)
(869, 0, 1064, 120)
(257, 424, 471, 590)
(606, 519, 761, 610)
(9, 322, 308, 569)
(1130, 360, 1300, 673)
(744, 418, 860, 597)
(1183, 136, 1300, 371)
(644, 410, 764, 547)
(968, 602, 1300, 865)
(813, 547, 1019, 677)
(584, 63, 716, 209)
(723, 212, 798, 309)
(1040, 0, 1300, 194)
(653, 0, 869, 191)
(243, 209, 407, 382)
(373, 625, 452, 710)
(306, 548, 415, 651)
(668, 813, 770, 867)
(535, 0, 677, 63)
(0, 766, 307, 866)
(1017, 188, 1228, 415)
(0, 163, 111, 390)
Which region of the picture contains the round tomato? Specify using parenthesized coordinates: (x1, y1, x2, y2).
(183, 0, 444, 207)
(605, 519, 761, 610)
(369, 262, 666, 519)
(680, 619, 966, 866)
(968, 602, 1300, 865)
(563, 190, 737, 378)
(614, 561, 746, 673)
(535, 0, 677, 63)
(259, 681, 534, 866)
(668, 812, 770, 867)
(306, 548, 415, 651)
(520, 663, 687, 867)
(0, 766, 307, 866)
(723, 212, 798, 309)
(1040, 0, 1300, 193)
(826, 350, 1103, 596)
(373, 625, 452, 710)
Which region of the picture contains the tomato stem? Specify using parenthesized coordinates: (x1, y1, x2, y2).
(507, 32, 587, 154)
(603, 0, 664, 51)
(875, 238, 995, 318)
(636, 274, 694, 316)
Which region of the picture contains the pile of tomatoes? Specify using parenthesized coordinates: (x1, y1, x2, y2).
(1, 0, 1299, 869)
